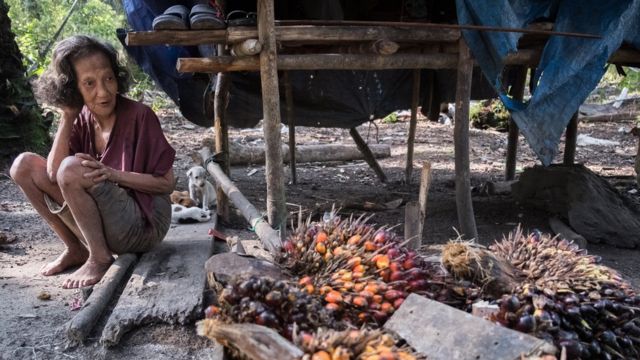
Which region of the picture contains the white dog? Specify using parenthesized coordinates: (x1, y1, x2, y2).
(171, 204, 211, 224)
(187, 166, 216, 210)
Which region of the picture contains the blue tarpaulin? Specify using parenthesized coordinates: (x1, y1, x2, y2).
(457, 0, 640, 165)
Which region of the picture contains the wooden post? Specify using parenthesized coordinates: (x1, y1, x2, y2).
(214, 44, 231, 222)
(284, 71, 296, 184)
(405, 69, 421, 184)
(453, 39, 478, 240)
(404, 201, 421, 250)
(418, 161, 432, 243)
(505, 66, 528, 181)
(349, 127, 388, 182)
(563, 112, 579, 165)
(258, 0, 286, 230)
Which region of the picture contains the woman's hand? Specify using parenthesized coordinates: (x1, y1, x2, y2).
(76, 153, 115, 183)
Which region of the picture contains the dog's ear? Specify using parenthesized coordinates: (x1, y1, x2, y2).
(186, 168, 193, 178)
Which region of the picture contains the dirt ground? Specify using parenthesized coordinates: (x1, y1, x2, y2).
(1, 104, 639, 359)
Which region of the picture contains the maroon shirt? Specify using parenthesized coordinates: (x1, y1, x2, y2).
(69, 96, 175, 222)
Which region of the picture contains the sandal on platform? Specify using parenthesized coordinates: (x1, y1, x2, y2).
(190, 4, 226, 30)
(152, 5, 189, 31)
(226, 10, 257, 27)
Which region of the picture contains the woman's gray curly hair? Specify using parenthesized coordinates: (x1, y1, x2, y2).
(35, 35, 130, 108)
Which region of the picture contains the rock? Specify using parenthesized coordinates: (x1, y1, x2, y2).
(205, 252, 286, 286)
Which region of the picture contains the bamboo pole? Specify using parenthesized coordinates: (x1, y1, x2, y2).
(349, 128, 387, 183)
(177, 54, 459, 73)
(453, 39, 478, 240)
(418, 162, 432, 244)
(405, 69, 421, 184)
(563, 112, 579, 165)
(284, 71, 296, 184)
(505, 66, 528, 181)
(214, 45, 231, 222)
(258, 0, 286, 231)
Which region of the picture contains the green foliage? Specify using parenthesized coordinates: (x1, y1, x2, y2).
(381, 112, 398, 124)
(470, 99, 511, 132)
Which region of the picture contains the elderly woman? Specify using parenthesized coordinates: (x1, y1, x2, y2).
(10, 35, 175, 289)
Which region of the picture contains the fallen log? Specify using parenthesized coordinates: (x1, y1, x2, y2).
(384, 294, 556, 360)
(64, 253, 138, 345)
(225, 143, 391, 166)
(199, 147, 282, 254)
(197, 319, 303, 360)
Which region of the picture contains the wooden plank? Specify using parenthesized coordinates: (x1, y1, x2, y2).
(563, 112, 579, 165)
(349, 128, 387, 183)
(100, 222, 213, 347)
(126, 30, 227, 46)
(228, 143, 391, 165)
(405, 69, 421, 184)
(64, 253, 138, 345)
(384, 294, 556, 360)
(505, 66, 527, 181)
(258, 0, 287, 231)
(453, 39, 478, 240)
(177, 54, 459, 73)
(418, 162, 432, 244)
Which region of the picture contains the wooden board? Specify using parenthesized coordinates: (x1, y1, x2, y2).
(100, 222, 213, 347)
(384, 294, 555, 360)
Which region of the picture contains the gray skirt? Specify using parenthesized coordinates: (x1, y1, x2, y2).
(45, 181, 171, 254)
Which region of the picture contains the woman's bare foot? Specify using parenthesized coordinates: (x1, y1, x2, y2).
(62, 257, 113, 289)
(40, 248, 89, 276)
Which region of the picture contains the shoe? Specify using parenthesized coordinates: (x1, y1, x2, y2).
(152, 5, 189, 31)
(190, 4, 226, 30)
(226, 10, 257, 27)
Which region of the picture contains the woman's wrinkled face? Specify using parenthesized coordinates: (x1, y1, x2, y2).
(72, 52, 118, 120)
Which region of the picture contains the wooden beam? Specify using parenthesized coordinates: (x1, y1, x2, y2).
(505, 66, 528, 181)
(284, 71, 296, 184)
(453, 39, 478, 240)
(404, 201, 421, 250)
(177, 54, 459, 73)
(563, 112, 579, 165)
(349, 128, 387, 183)
(258, 0, 286, 231)
(405, 69, 421, 184)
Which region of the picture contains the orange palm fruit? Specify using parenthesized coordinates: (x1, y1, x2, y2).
(315, 242, 327, 254)
(373, 294, 383, 304)
(312, 350, 331, 360)
(298, 276, 313, 286)
(347, 256, 362, 268)
(354, 282, 366, 292)
(347, 234, 362, 245)
(381, 301, 394, 314)
(325, 290, 343, 303)
(325, 302, 340, 311)
(359, 290, 374, 299)
(375, 255, 390, 269)
(305, 283, 315, 294)
(353, 296, 368, 307)
(364, 241, 378, 251)
(316, 231, 328, 243)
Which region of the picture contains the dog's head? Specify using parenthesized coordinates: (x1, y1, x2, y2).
(187, 166, 207, 188)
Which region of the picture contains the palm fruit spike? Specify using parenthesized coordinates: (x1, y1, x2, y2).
(294, 328, 425, 360)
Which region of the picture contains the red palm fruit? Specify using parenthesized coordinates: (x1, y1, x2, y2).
(316, 231, 328, 243)
(373, 294, 383, 304)
(283, 240, 294, 252)
(325, 302, 340, 312)
(380, 268, 391, 282)
(372, 310, 388, 322)
(358, 312, 368, 322)
(333, 246, 344, 256)
(402, 257, 416, 270)
(369, 302, 381, 310)
(389, 270, 405, 282)
(325, 290, 343, 303)
(386, 247, 400, 259)
(393, 297, 405, 309)
(376, 255, 390, 269)
(384, 289, 403, 301)
(347, 234, 362, 245)
(353, 296, 368, 307)
(204, 305, 220, 318)
(389, 261, 402, 272)
(359, 290, 374, 299)
(364, 241, 378, 251)
(409, 279, 428, 291)
(299, 276, 313, 286)
(381, 301, 395, 314)
(374, 231, 387, 244)
(300, 332, 314, 346)
(405, 267, 426, 280)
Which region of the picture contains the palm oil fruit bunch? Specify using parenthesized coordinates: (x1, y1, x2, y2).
(492, 285, 640, 359)
(295, 328, 425, 360)
(206, 275, 343, 339)
(490, 227, 631, 295)
(283, 212, 476, 326)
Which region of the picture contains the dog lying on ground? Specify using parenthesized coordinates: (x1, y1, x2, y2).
(187, 166, 216, 210)
(171, 204, 211, 224)
(170, 190, 197, 208)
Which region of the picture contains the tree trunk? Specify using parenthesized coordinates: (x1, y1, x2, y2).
(0, 0, 51, 167)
